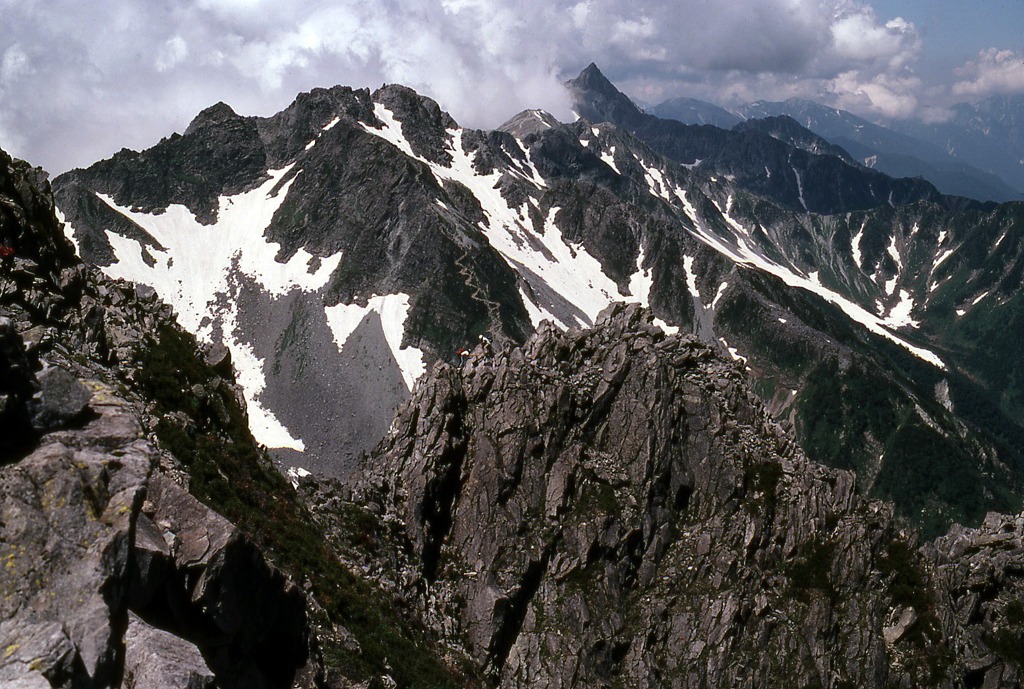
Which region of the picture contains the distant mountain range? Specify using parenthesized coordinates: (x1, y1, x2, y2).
(650, 88, 1024, 203)
(48, 63, 1024, 540)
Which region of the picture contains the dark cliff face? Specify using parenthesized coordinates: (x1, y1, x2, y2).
(357, 303, 1024, 688)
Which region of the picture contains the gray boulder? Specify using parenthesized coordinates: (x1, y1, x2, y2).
(123, 613, 216, 689)
(30, 365, 92, 431)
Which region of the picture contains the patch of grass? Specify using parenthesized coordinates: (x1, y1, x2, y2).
(875, 537, 950, 682)
(744, 460, 783, 512)
(795, 359, 898, 474)
(983, 600, 1024, 668)
(576, 480, 619, 516)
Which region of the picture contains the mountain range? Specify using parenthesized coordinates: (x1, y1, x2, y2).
(50, 63, 1024, 538)
(650, 83, 1024, 204)
(5, 62, 1024, 687)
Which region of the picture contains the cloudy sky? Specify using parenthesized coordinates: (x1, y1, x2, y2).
(2, 0, 1023, 174)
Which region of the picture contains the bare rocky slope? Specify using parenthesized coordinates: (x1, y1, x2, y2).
(344, 302, 1024, 688)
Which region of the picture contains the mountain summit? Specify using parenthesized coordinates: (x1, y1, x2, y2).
(567, 63, 647, 127)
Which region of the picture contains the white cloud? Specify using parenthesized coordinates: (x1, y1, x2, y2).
(0, 0, 962, 174)
(830, 11, 919, 70)
(830, 70, 922, 119)
(1, 45, 31, 84)
(156, 36, 189, 72)
(953, 48, 1024, 99)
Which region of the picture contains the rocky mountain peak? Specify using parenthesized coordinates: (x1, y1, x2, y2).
(370, 83, 460, 165)
(497, 109, 562, 139)
(184, 100, 245, 136)
(574, 62, 616, 93)
(565, 63, 645, 127)
(733, 114, 857, 162)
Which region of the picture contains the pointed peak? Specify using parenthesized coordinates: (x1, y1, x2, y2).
(498, 109, 562, 138)
(571, 62, 615, 90)
(565, 62, 644, 128)
(184, 102, 242, 136)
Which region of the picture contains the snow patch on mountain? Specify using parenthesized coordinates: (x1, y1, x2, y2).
(851, 221, 866, 270)
(520, 287, 562, 328)
(887, 234, 902, 273)
(55, 207, 79, 254)
(305, 116, 343, 151)
(683, 255, 701, 302)
(363, 103, 651, 329)
(324, 294, 425, 390)
(712, 282, 729, 310)
(719, 336, 747, 364)
(97, 166, 338, 330)
(792, 166, 807, 211)
(677, 191, 945, 368)
(600, 147, 620, 174)
(628, 247, 653, 305)
(220, 285, 307, 451)
(501, 207, 624, 326)
(882, 289, 919, 329)
(90, 165, 343, 451)
(932, 247, 956, 272)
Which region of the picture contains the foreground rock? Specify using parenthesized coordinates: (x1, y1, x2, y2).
(357, 303, 1024, 688)
(0, 147, 315, 689)
(0, 368, 311, 689)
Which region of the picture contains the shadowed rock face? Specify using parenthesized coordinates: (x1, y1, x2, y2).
(358, 303, 1024, 688)
(0, 147, 313, 689)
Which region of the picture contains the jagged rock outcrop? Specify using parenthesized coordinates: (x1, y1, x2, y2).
(0, 148, 316, 688)
(122, 613, 216, 689)
(928, 512, 1024, 688)
(357, 302, 1024, 688)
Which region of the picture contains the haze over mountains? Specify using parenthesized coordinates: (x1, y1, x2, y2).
(649, 82, 1024, 203)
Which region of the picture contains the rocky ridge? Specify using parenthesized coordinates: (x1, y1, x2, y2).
(346, 302, 1024, 688)
(7, 141, 1024, 687)
(565, 63, 947, 214)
